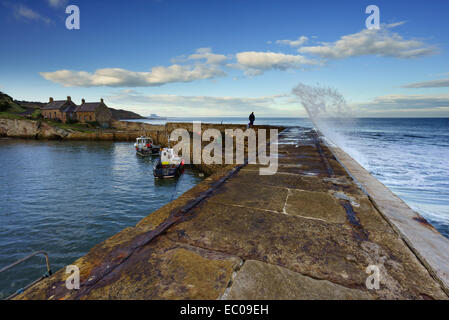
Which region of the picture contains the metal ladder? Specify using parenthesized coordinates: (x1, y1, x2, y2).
(0, 251, 52, 300)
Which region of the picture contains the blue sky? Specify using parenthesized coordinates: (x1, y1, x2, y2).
(1, 0, 449, 117)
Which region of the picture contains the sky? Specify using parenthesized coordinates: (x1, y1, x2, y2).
(1, 0, 449, 117)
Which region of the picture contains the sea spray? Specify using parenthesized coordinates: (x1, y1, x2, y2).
(292, 82, 368, 166)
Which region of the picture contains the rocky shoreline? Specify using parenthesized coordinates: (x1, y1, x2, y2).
(0, 118, 160, 141)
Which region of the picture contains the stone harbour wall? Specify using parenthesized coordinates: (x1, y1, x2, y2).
(14, 127, 449, 300)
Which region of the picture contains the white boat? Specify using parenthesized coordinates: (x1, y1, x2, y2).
(153, 148, 185, 178)
(134, 136, 160, 156)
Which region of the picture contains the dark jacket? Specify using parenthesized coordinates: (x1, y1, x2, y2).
(249, 113, 255, 123)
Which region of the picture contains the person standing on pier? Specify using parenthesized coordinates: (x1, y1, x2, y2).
(249, 112, 255, 128)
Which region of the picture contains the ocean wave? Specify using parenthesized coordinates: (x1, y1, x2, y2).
(331, 118, 449, 239)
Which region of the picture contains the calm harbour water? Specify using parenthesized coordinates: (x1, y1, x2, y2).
(0, 139, 203, 298)
(1, 117, 448, 298)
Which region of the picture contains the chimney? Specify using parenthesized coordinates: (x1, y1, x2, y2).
(67, 96, 71, 101)
(100, 98, 104, 104)
(81, 98, 85, 105)
(49, 97, 54, 103)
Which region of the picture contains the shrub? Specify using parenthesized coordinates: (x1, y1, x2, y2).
(87, 121, 100, 128)
(31, 109, 42, 119)
(66, 118, 79, 124)
(0, 102, 9, 112)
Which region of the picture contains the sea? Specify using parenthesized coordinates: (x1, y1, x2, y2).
(0, 139, 203, 298)
(0, 116, 448, 298)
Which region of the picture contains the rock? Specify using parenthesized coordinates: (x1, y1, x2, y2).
(285, 189, 347, 223)
(79, 237, 242, 300)
(0, 118, 39, 138)
(223, 260, 372, 300)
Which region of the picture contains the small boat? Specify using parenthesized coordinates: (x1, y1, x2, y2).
(134, 136, 160, 156)
(153, 148, 185, 178)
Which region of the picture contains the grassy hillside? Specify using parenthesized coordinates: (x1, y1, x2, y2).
(0, 91, 145, 121)
(0, 92, 25, 113)
(109, 107, 145, 120)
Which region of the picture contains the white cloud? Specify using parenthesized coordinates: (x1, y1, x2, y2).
(385, 21, 407, 28)
(235, 51, 320, 75)
(276, 36, 308, 47)
(402, 78, 449, 88)
(107, 90, 291, 116)
(40, 64, 226, 87)
(299, 24, 436, 59)
(40, 48, 230, 87)
(12, 4, 52, 24)
(39, 23, 439, 88)
(47, 0, 68, 8)
(355, 94, 449, 111)
(187, 48, 228, 65)
(42, 49, 319, 87)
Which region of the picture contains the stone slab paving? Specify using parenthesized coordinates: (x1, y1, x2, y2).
(17, 127, 448, 300)
(331, 145, 449, 295)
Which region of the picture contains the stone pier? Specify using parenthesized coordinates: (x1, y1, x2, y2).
(16, 127, 449, 300)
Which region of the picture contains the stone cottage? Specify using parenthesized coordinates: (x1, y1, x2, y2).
(42, 97, 113, 127)
(76, 98, 113, 127)
(41, 96, 78, 122)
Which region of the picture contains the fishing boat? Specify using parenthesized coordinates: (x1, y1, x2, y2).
(153, 148, 185, 178)
(134, 136, 161, 156)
